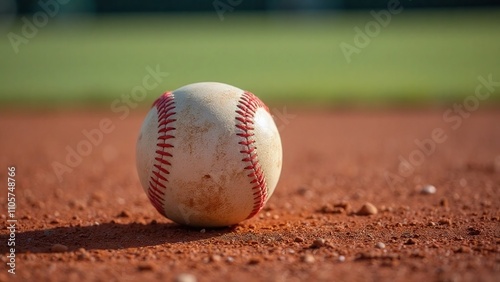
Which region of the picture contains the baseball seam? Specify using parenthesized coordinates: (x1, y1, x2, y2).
(147, 91, 176, 217)
(235, 91, 269, 219)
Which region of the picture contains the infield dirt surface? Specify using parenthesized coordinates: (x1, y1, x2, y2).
(0, 109, 499, 282)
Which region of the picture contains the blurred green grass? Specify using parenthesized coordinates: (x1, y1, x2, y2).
(1, 9, 499, 108)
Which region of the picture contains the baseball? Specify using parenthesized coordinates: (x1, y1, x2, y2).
(136, 82, 282, 227)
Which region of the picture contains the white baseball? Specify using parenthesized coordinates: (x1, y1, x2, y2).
(136, 82, 282, 227)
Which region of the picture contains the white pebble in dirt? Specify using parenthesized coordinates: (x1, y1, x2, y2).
(175, 273, 197, 282)
(420, 184, 436, 195)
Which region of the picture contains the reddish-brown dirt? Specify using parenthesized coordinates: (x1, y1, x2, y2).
(0, 109, 499, 282)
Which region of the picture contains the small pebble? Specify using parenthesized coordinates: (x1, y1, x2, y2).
(338, 255, 346, 262)
(357, 202, 378, 216)
(439, 198, 448, 207)
(90, 191, 105, 202)
(68, 200, 86, 210)
(76, 249, 91, 261)
(226, 256, 235, 263)
(311, 238, 326, 248)
(175, 273, 197, 282)
(420, 184, 436, 195)
(456, 246, 472, 253)
(248, 257, 261, 265)
(438, 218, 452, 225)
(320, 203, 335, 213)
(302, 254, 315, 264)
(321, 203, 347, 214)
(117, 210, 131, 218)
(467, 227, 481, 235)
(334, 202, 350, 210)
(294, 237, 304, 243)
(200, 229, 206, 233)
(264, 203, 275, 211)
(137, 262, 156, 271)
(375, 242, 386, 249)
(404, 238, 417, 245)
(50, 244, 68, 253)
(210, 254, 222, 263)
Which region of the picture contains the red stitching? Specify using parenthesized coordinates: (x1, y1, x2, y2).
(235, 91, 270, 219)
(147, 91, 176, 217)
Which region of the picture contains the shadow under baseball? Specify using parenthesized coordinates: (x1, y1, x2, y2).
(1, 221, 233, 254)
